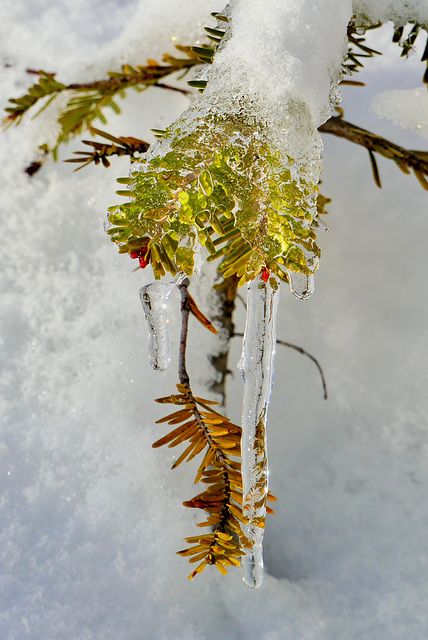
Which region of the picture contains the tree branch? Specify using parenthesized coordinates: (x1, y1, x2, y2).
(319, 116, 428, 188)
(28, 63, 194, 95)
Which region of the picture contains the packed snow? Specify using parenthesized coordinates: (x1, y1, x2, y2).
(353, 0, 428, 25)
(371, 86, 428, 141)
(210, 0, 352, 132)
(1, 1, 428, 639)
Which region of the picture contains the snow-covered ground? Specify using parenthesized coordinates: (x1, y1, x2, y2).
(1, 2, 428, 639)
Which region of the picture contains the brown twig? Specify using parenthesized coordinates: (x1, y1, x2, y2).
(178, 279, 191, 386)
(28, 64, 194, 96)
(209, 277, 239, 403)
(233, 332, 328, 400)
(178, 279, 228, 465)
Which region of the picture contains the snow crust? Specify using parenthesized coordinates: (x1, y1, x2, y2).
(1, 1, 428, 639)
(209, 0, 352, 151)
(353, 0, 428, 25)
(371, 86, 428, 141)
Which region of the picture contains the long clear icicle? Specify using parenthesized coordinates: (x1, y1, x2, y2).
(238, 272, 280, 588)
(139, 273, 186, 371)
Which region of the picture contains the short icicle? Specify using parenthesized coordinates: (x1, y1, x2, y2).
(238, 272, 281, 588)
(139, 272, 186, 371)
(288, 271, 315, 300)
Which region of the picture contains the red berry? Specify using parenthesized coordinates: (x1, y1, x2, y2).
(139, 255, 149, 269)
(130, 251, 138, 259)
(261, 267, 270, 282)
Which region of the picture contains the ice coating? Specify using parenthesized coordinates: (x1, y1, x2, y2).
(139, 273, 185, 370)
(107, 109, 323, 286)
(238, 273, 281, 588)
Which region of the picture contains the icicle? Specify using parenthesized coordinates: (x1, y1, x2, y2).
(139, 272, 186, 371)
(238, 272, 280, 588)
(288, 271, 314, 300)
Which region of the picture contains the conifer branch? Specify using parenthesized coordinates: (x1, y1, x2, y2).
(319, 116, 428, 190)
(392, 22, 428, 85)
(2, 53, 199, 163)
(3, 58, 195, 128)
(345, 23, 382, 76)
(154, 279, 262, 579)
(64, 127, 150, 171)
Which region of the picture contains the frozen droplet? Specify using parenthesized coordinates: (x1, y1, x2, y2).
(288, 271, 314, 300)
(103, 215, 113, 233)
(313, 217, 329, 232)
(238, 273, 280, 589)
(242, 545, 264, 589)
(329, 85, 342, 107)
(139, 272, 186, 370)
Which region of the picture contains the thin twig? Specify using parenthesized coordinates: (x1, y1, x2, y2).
(209, 277, 239, 403)
(64, 69, 193, 94)
(153, 82, 190, 95)
(178, 279, 227, 464)
(233, 332, 328, 400)
(178, 279, 191, 386)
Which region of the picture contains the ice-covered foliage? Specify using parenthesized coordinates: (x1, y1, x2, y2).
(107, 110, 322, 286)
(107, 1, 352, 287)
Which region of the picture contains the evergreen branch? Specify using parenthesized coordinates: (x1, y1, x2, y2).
(2, 51, 199, 162)
(154, 279, 244, 578)
(319, 116, 428, 190)
(3, 58, 195, 129)
(345, 21, 428, 87)
(64, 126, 150, 171)
(344, 23, 382, 76)
(2, 70, 66, 128)
(3, 27, 225, 170)
(392, 23, 428, 86)
(153, 279, 275, 579)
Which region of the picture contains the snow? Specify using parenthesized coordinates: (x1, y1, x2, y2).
(1, 1, 428, 639)
(371, 86, 428, 141)
(353, 0, 428, 25)
(209, 0, 352, 150)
